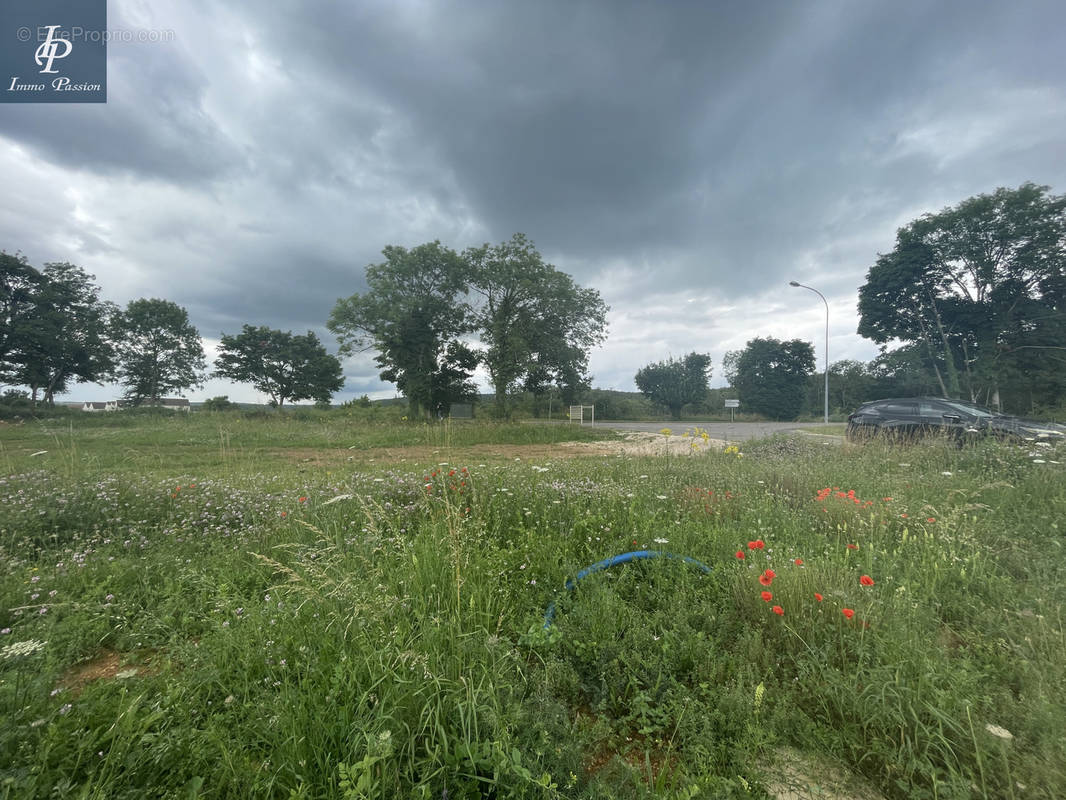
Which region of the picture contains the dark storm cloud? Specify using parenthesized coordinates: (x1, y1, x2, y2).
(233, 0, 1066, 301)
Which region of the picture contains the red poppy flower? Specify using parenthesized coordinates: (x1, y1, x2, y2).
(747, 540, 758, 550)
(860, 575, 875, 586)
(772, 605, 784, 616)
(846, 543, 859, 550)
(842, 608, 855, 619)
(814, 592, 823, 602)
(280, 511, 287, 518)
(448, 470, 456, 477)
(926, 517, 936, 523)
(298, 496, 307, 503)
(758, 574, 773, 587)
(735, 550, 745, 560)
(794, 558, 803, 566)
(763, 569, 776, 579)
(754, 539, 765, 549)
(882, 497, 892, 502)
(760, 590, 772, 602)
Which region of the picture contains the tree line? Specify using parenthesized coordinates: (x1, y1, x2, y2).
(634, 183, 1066, 420)
(0, 232, 608, 416)
(0, 256, 343, 408)
(4, 184, 1061, 419)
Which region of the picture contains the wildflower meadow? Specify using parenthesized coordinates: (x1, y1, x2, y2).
(0, 412, 1064, 798)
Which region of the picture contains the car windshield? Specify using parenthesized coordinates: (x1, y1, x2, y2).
(939, 400, 996, 418)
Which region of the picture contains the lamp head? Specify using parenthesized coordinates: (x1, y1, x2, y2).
(788, 281, 801, 287)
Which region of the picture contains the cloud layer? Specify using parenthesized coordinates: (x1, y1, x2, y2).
(3, 0, 1064, 401)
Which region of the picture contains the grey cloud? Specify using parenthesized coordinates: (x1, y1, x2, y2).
(2, 0, 1065, 403)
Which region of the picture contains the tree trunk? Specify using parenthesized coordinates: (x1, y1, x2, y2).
(927, 291, 960, 397)
(917, 319, 949, 397)
(494, 378, 509, 419)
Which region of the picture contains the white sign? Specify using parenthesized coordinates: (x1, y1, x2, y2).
(724, 399, 740, 408)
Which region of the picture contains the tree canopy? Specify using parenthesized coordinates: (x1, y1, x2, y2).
(112, 298, 206, 405)
(465, 233, 608, 416)
(858, 183, 1066, 409)
(15, 262, 115, 407)
(0, 251, 43, 383)
(214, 325, 344, 407)
(634, 352, 712, 420)
(329, 235, 607, 418)
(328, 241, 472, 418)
(734, 337, 815, 420)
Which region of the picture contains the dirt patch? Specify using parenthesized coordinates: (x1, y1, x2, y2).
(277, 432, 730, 467)
(766, 747, 887, 800)
(565, 431, 729, 457)
(58, 649, 158, 696)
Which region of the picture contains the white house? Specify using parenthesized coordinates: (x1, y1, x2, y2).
(81, 401, 119, 412)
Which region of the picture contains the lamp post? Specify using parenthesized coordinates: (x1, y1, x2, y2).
(789, 280, 829, 424)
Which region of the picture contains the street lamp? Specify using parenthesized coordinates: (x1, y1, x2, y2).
(789, 280, 829, 424)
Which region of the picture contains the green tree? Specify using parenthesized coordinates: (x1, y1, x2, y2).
(328, 242, 472, 419)
(465, 233, 608, 417)
(815, 359, 875, 414)
(112, 298, 206, 405)
(0, 251, 43, 382)
(734, 338, 815, 420)
(858, 183, 1066, 409)
(634, 352, 712, 420)
(202, 395, 238, 411)
(215, 325, 344, 407)
(721, 350, 741, 387)
(16, 263, 115, 407)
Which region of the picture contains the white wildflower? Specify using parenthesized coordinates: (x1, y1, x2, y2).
(1, 639, 47, 660)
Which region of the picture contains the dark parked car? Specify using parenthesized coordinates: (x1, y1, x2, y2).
(846, 397, 1066, 442)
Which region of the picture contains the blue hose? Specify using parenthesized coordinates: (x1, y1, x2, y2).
(542, 550, 713, 629)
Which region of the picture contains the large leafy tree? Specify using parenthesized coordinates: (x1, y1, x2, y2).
(215, 325, 344, 407)
(112, 298, 206, 405)
(858, 183, 1066, 409)
(328, 242, 472, 418)
(465, 233, 608, 417)
(0, 251, 43, 382)
(734, 337, 815, 420)
(16, 262, 115, 407)
(634, 352, 712, 420)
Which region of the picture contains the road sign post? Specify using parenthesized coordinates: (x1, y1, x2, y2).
(724, 398, 739, 422)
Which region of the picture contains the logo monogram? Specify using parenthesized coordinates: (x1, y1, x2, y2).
(34, 26, 73, 74)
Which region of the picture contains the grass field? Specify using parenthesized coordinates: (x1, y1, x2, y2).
(1, 412, 1064, 799)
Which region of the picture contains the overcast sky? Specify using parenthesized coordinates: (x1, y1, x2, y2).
(3, 0, 1065, 403)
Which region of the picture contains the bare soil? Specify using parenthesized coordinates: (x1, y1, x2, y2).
(277, 432, 730, 467)
(58, 649, 158, 696)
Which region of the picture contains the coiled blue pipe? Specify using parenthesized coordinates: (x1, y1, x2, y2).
(542, 550, 713, 629)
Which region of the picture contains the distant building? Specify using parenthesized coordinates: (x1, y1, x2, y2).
(145, 398, 191, 412)
(81, 401, 119, 412)
(76, 398, 191, 412)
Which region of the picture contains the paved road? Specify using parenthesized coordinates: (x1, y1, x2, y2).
(562, 420, 842, 443)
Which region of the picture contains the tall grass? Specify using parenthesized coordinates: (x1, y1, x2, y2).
(1, 419, 1063, 798)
